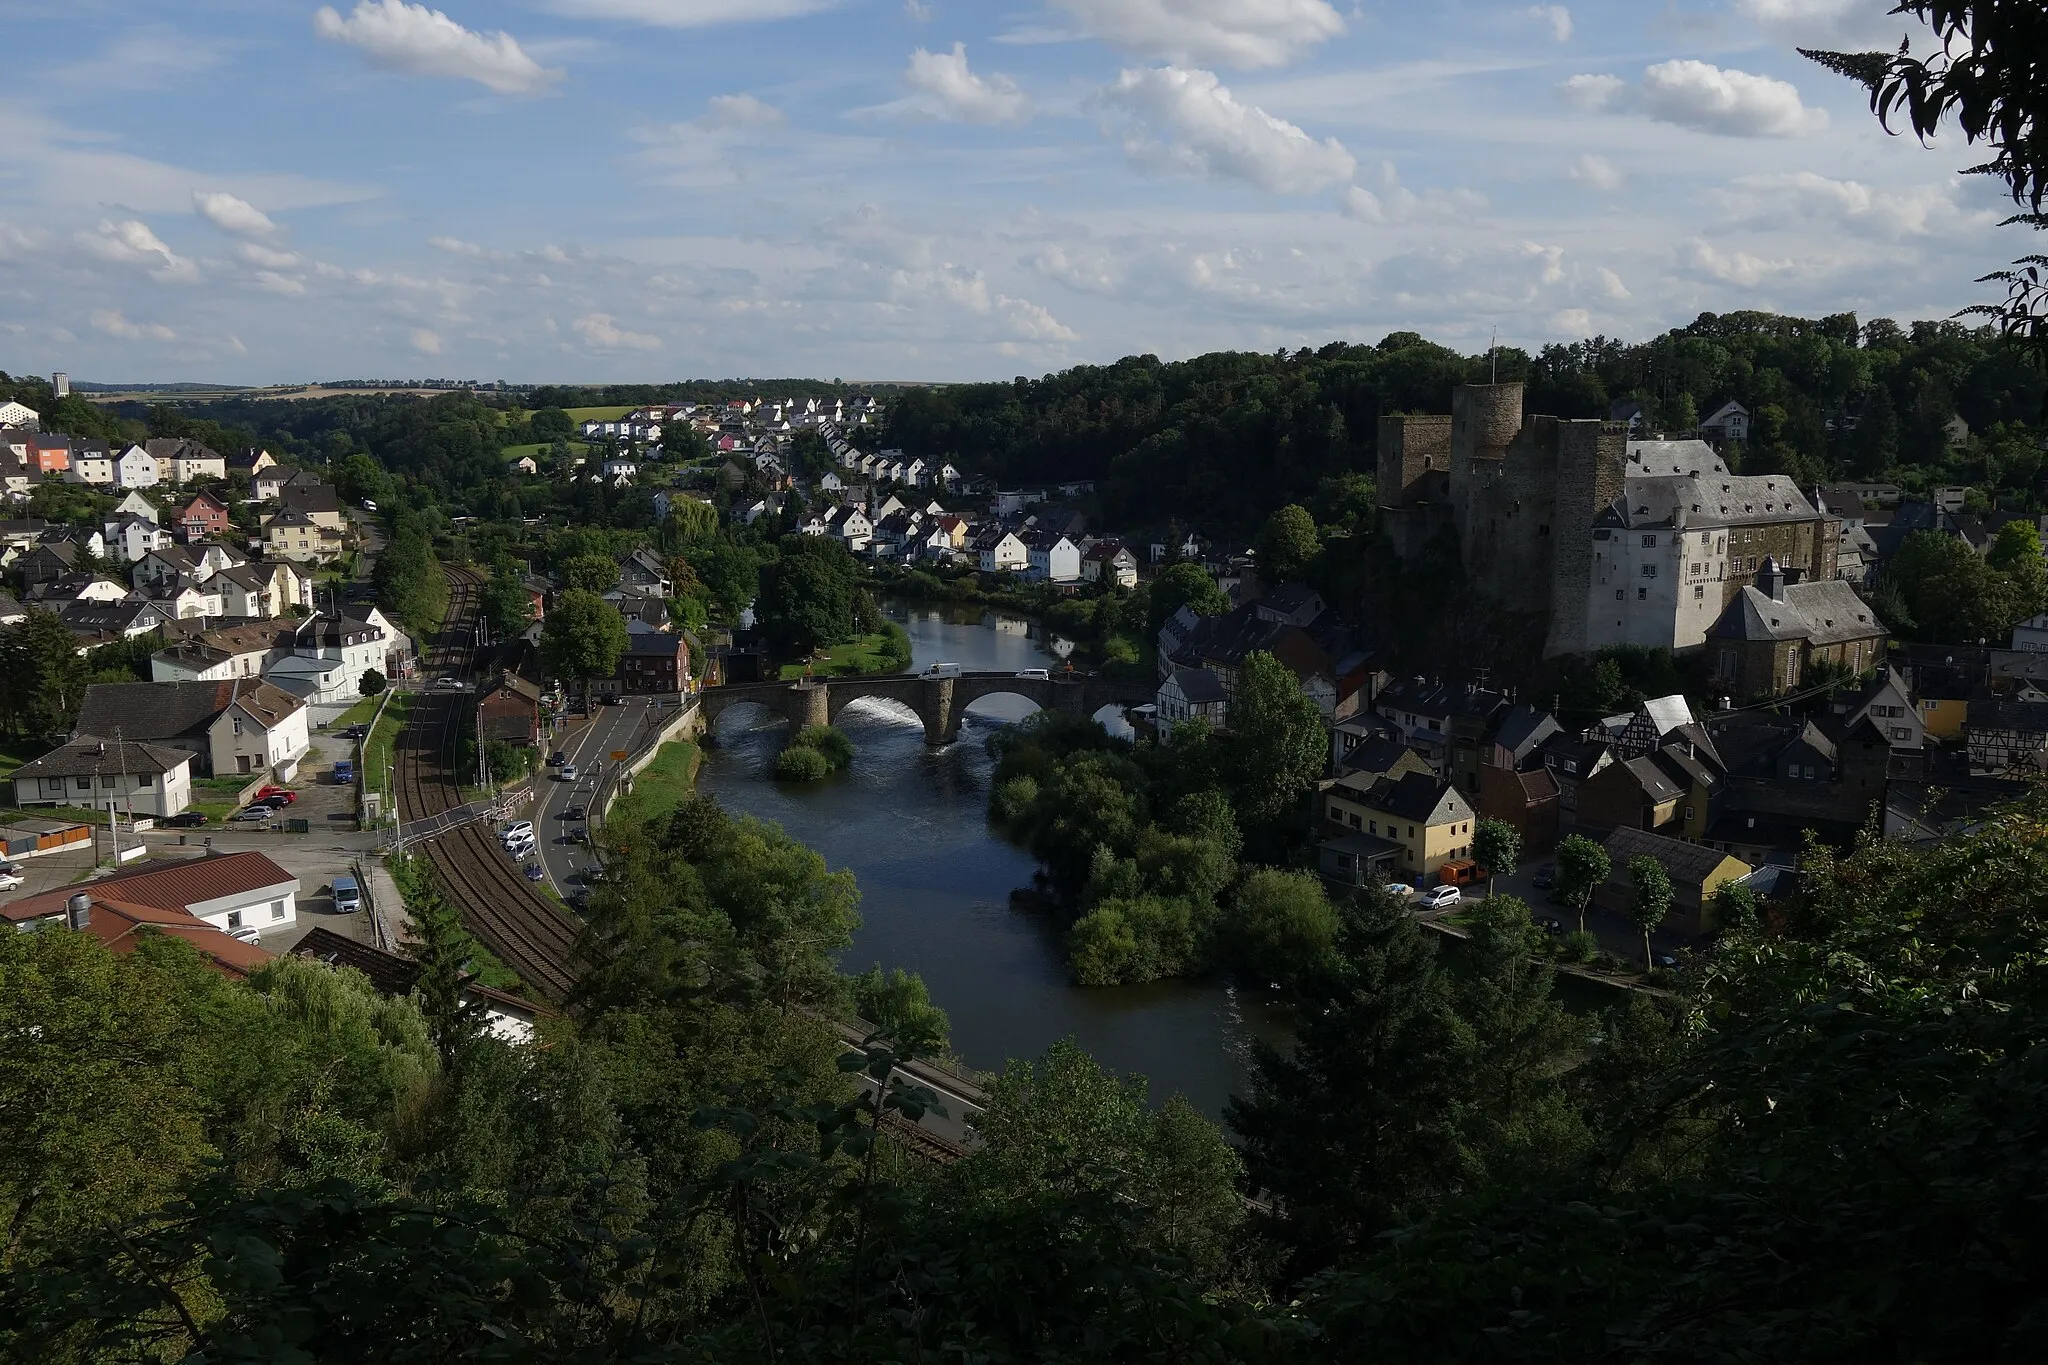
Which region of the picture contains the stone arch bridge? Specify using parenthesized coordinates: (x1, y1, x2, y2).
(698, 671, 1153, 747)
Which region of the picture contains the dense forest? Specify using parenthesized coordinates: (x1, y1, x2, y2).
(881, 314, 2048, 535)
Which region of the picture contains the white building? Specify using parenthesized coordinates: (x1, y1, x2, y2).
(1024, 534, 1081, 583)
(979, 531, 1028, 573)
(113, 445, 160, 489)
(0, 400, 38, 429)
(6, 736, 194, 816)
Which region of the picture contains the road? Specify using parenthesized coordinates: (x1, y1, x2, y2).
(522, 697, 663, 900)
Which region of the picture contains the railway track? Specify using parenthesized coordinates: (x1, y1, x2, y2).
(396, 565, 584, 1003)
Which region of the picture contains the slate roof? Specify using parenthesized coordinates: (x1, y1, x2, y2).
(1966, 699, 2048, 734)
(1339, 732, 1417, 777)
(1600, 473, 1823, 530)
(1617, 754, 1687, 803)
(1360, 770, 1466, 825)
(625, 632, 686, 658)
(1625, 440, 1728, 477)
(11, 735, 194, 780)
(1167, 667, 1227, 705)
(1708, 578, 1882, 646)
(1601, 825, 1747, 889)
(1489, 705, 1562, 765)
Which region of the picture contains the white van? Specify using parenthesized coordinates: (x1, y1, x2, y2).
(1015, 668, 1050, 680)
(925, 662, 963, 679)
(331, 876, 361, 914)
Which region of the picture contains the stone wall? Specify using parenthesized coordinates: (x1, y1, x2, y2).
(1721, 517, 1833, 605)
(1543, 420, 1629, 657)
(1377, 413, 1452, 507)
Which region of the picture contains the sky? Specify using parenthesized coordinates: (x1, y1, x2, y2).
(0, 0, 2020, 385)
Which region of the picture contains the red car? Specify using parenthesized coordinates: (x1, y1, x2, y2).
(255, 787, 298, 805)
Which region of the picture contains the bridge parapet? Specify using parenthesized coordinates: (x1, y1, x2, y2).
(699, 671, 1153, 747)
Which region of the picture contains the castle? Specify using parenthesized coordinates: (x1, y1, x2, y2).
(1379, 384, 1840, 660)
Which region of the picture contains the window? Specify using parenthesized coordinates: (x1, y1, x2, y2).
(1538, 524, 1549, 536)
(231, 716, 242, 736)
(1683, 805, 1694, 821)
(1694, 585, 1706, 601)
(270, 900, 286, 920)
(1642, 563, 1657, 577)
(1408, 826, 1417, 838)
(1615, 590, 1625, 601)
(1638, 587, 1648, 601)
(101, 775, 116, 788)
(1892, 726, 1911, 741)
(1368, 821, 1377, 835)
(227, 911, 243, 929)
(75, 776, 91, 791)
(1642, 534, 1657, 547)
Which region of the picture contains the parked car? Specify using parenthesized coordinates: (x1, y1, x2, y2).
(255, 786, 297, 804)
(525, 863, 545, 882)
(1655, 953, 1679, 970)
(230, 806, 272, 823)
(1531, 864, 1556, 890)
(1419, 884, 1462, 910)
(333, 760, 356, 784)
(0, 868, 23, 891)
(1384, 882, 1415, 898)
(547, 752, 567, 767)
(1436, 858, 1487, 887)
(342, 723, 370, 739)
(1537, 916, 1564, 935)
(160, 811, 208, 828)
(500, 821, 535, 842)
(561, 806, 586, 821)
(604, 694, 625, 706)
(434, 676, 466, 691)
(228, 926, 262, 945)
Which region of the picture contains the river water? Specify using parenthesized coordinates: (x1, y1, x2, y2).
(696, 599, 1292, 1120)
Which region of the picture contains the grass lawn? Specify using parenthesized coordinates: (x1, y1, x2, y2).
(331, 694, 384, 731)
(0, 741, 49, 783)
(503, 441, 592, 463)
(778, 634, 906, 680)
(608, 741, 701, 828)
(362, 692, 415, 801)
(564, 405, 637, 424)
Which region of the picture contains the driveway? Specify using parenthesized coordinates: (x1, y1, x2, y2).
(1454, 855, 1701, 965)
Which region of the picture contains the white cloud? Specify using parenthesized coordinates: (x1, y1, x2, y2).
(1523, 241, 1565, 285)
(90, 309, 177, 342)
(1685, 239, 1797, 286)
(904, 0, 932, 15)
(77, 218, 198, 281)
(699, 93, 786, 129)
(1567, 153, 1623, 190)
(192, 191, 280, 239)
(903, 44, 1029, 124)
(540, 0, 842, 26)
(1558, 72, 1626, 110)
(1720, 170, 1981, 237)
(428, 235, 496, 257)
(1549, 307, 1591, 333)
(238, 242, 303, 270)
(255, 271, 308, 295)
(573, 312, 662, 349)
(1032, 243, 1122, 293)
(411, 327, 443, 354)
(1053, 0, 1344, 69)
(1640, 59, 1826, 137)
(313, 1, 562, 96)
(998, 294, 1080, 341)
(1526, 5, 1572, 41)
(1340, 163, 1488, 224)
(1736, 0, 1901, 43)
(1597, 267, 1631, 299)
(1102, 66, 1355, 194)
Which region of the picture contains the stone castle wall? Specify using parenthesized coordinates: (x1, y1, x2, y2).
(1377, 413, 1452, 507)
(1543, 420, 1630, 657)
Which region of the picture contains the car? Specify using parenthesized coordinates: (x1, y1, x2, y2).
(255, 786, 297, 805)
(160, 811, 208, 828)
(505, 840, 535, 860)
(1531, 864, 1557, 890)
(332, 876, 362, 913)
(1419, 884, 1462, 910)
(1655, 953, 1679, 970)
(0, 870, 23, 891)
(500, 820, 535, 841)
(559, 765, 578, 781)
(561, 805, 586, 821)
(1537, 916, 1565, 935)
(547, 752, 567, 767)
(228, 926, 262, 945)
(583, 867, 607, 883)
(1384, 882, 1415, 898)
(230, 806, 272, 823)
(341, 723, 370, 739)
(434, 676, 464, 691)
(1016, 668, 1050, 680)
(361, 498, 378, 511)
(525, 863, 545, 882)
(604, 694, 625, 706)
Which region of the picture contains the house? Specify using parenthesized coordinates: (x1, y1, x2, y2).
(5, 849, 301, 942)
(113, 444, 160, 488)
(1831, 666, 1925, 751)
(835, 508, 874, 553)
(252, 467, 293, 501)
(0, 400, 37, 428)
(6, 735, 195, 815)
(2, 888, 271, 980)
(105, 513, 169, 564)
(617, 547, 672, 597)
(0, 592, 22, 625)
(137, 578, 223, 623)
(508, 454, 539, 476)
(1081, 541, 1139, 588)
(228, 447, 277, 479)
(114, 490, 160, 524)
(1023, 532, 1082, 584)
(29, 572, 129, 607)
(63, 440, 115, 485)
(290, 927, 539, 1043)
(74, 679, 310, 779)
(275, 474, 345, 530)
(1320, 770, 1477, 883)
(1593, 827, 1751, 936)
(13, 541, 84, 588)
(144, 438, 227, 484)
(611, 631, 690, 695)
(975, 528, 1026, 573)
(1157, 668, 1228, 736)
(263, 507, 346, 562)
(1697, 399, 1752, 443)
(477, 671, 544, 747)
(177, 491, 232, 541)
(1478, 762, 1564, 855)
(1965, 699, 2048, 774)
(59, 598, 172, 646)
(1706, 558, 1887, 698)
(1575, 751, 1693, 836)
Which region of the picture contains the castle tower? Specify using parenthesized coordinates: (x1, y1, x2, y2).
(1377, 414, 1455, 560)
(1543, 420, 1630, 657)
(1448, 383, 1525, 540)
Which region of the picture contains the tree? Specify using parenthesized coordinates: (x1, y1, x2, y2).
(1713, 877, 1762, 934)
(359, 668, 385, 697)
(1626, 853, 1672, 972)
(539, 589, 628, 700)
(561, 552, 620, 595)
(1472, 819, 1520, 899)
(1252, 503, 1320, 585)
(1226, 651, 1327, 828)
(1554, 833, 1610, 936)
(529, 407, 575, 442)
(0, 609, 90, 738)
(757, 536, 868, 658)
(1144, 561, 1229, 642)
(1227, 898, 1474, 1276)
(479, 563, 536, 641)
(1890, 530, 2018, 643)
(1228, 868, 1340, 984)
(849, 966, 950, 1053)
(394, 859, 487, 1070)
(1989, 519, 2048, 621)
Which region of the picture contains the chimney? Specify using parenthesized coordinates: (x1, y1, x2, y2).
(66, 892, 91, 930)
(1756, 555, 1786, 601)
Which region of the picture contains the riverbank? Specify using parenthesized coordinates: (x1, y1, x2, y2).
(870, 566, 1150, 678)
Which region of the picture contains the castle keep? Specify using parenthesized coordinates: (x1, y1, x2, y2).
(1379, 383, 1840, 660)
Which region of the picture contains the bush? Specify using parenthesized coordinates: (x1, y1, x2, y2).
(789, 724, 853, 771)
(989, 774, 1039, 827)
(1559, 929, 1600, 963)
(774, 745, 832, 782)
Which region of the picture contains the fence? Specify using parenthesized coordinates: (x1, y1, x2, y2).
(352, 856, 394, 953)
(589, 698, 702, 830)
(354, 685, 398, 828)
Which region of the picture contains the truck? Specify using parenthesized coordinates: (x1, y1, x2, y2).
(333, 759, 356, 785)
(924, 662, 963, 679)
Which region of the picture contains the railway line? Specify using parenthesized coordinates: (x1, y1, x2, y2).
(396, 565, 583, 1003)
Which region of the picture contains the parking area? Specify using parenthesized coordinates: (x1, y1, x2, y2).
(1420, 856, 1700, 964)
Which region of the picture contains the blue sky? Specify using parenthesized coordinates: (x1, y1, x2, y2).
(0, 0, 2017, 384)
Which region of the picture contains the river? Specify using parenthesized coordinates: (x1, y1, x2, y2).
(696, 599, 1293, 1121)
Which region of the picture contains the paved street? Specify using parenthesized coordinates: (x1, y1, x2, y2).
(517, 696, 667, 901)
(1433, 856, 1702, 966)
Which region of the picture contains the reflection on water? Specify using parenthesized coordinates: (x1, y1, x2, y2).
(697, 600, 1290, 1120)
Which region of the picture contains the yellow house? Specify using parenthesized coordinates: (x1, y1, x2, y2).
(1323, 771, 1476, 881)
(1918, 694, 1967, 742)
(263, 509, 345, 563)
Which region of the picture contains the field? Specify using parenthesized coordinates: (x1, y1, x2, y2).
(607, 741, 701, 828)
(778, 633, 906, 680)
(563, 405, 638, 424)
